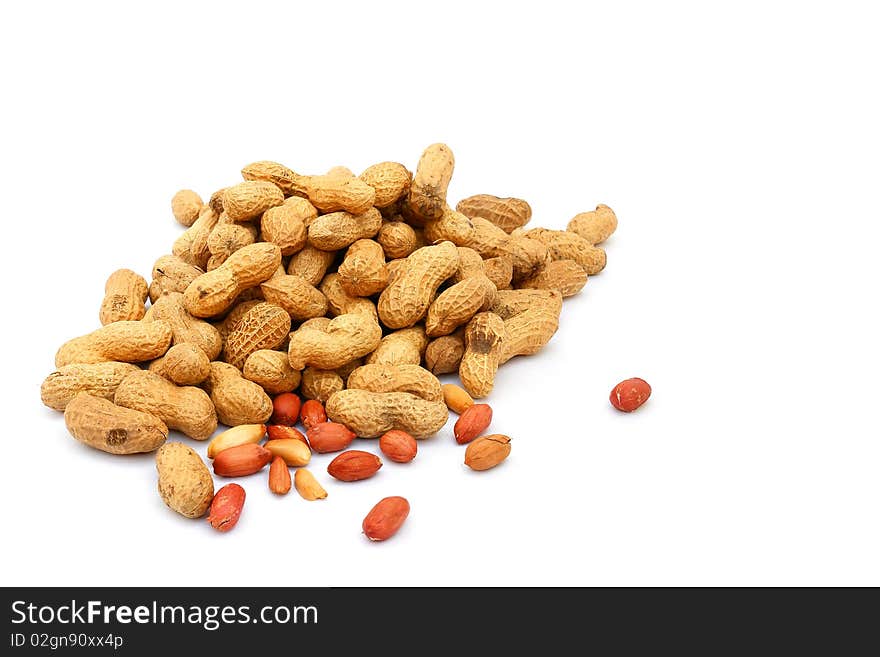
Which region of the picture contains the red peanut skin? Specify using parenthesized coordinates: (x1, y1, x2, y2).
(379, 430, 418, 463)
(610, 378, 652, 412)
(267, 425, 308, 443)
(453, 404, 493, 444)
(272, 392, 302, 425)
(300, 399, 327, 429)
(207, 484, 246, 532)
(212, 444, 272, 477)
(307, 422, 356, 453)
(327, 450, 382, 481)
(363, 496, 410, 541)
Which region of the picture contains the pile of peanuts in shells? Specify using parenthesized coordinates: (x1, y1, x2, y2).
(40, 143, 632, 541)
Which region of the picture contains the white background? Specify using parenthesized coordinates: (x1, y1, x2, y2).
(1, 1, 878, 587)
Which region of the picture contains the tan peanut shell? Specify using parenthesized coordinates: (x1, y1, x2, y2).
(359, 162, 412, 208)
(260, 198, 313, 255)
(222, 302, 291, 369)
(171, 189, 204, 227)
(55, 320, 173, 368)
(301, 367, 344, 402)
(241, 160, 307, 196)
(183, 242, 282, 318)
(466, 217, 549, 281)
(260, 274, 328, 321)
(325, 165, 355, 179)
(385, 258, 409, 285)
(156, 442, 214, 519)
(499, 300, 561, 364)
(424, 331, 465, 375)
(222, 180, 284, 221)
(203, 361, 272, 427)
(287, 245, 336, 286)
(377, 220, 419, 259)
(335, 358, 363, 381)
(337, 239, 389, 297)
(377, 241, 460, 329)
(490, 289, 562, 320)
(214, 299, 262, 342)
(65, 393, 168, 455)
(303, 174, 376, 215)
(408, 143, 455, 221)
(41, 362, 140, 411)
(325, 389, 448, 438)
(99, 269, 148, 325)
(288, 312, 382, 370)
(308, 207, 382, 251)
(208, 189, 226, 214)
(523, 228, 606, 275)
(450, 247, 485, 283)
(423, 207, 475, 246)
(519, 260, 588, 297)
(459, 312, 506, 399)
(319, 273, 378, 321)
(114, 370, 217, 441)
(148, 343, 211, 385)
(482, 255, 513, 290)
(206, 223, 257, 270)
(150, 255, 204, 302)
(366, 326, 428, 366)
(425, 275, 496, 337)
(144, 292, 223, 360)
(567, 204, 617, 245)
(173, 206, 219, 269)
(346, 364, 443, 403)
(242, 349, 301, 394)
(456, 194, 532, 233)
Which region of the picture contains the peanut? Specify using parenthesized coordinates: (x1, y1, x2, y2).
(287, 244, 335, 285)
(242, 349, 301, 395)
(114, 369, 217, 441)
(156, 442, 214, 518)
(288, 312, 382, 370)
(41, 362, 139, 411)
(64, 393, 168, 454)
(425, 275, 496, 337)
(207, 424, 267, 459)
(268, 456, 292, 495)
(144, 291, 223, 360)
(519, 259, 588, 297)
(260, 197, 313, 255)
(456, 194, 531, 233)
(467, 217, 550, 281)
(222, 180, 284, 221)
(319, 273, 379, 321)
(567, 204, 617, 245)
(346, 363, 443, 403)
(489, 288, 562, 320)
(365, 326, 428, 366)
(171, 189, 204, 227)
(173, 205, 219, 269)
(303, 173, 376, 215)
(362, 496, 410, 541)
(482, 255, 513, 290)
(458, 312, 506, 399)
(359, 162, 412, 208)
(149, 254, 204, 302)
(99, 269, 148, 325)
(499, 299, 561, 365)
(300, 399, 327, 429)
(222, 302, 291, 369)
(241, 160, 307, 196)
(148, 343, 211, 385)
(207, 483, 246, 531)
(294, 468, 328, 500)
(260, 274, 328, 321)
(308, 207, 382, 251)
(378, 430, 418, 463)
(270, 392, 301, 425)
(408, 143, 454, 221)
(423, 206, 475, 246)
(183, 242, 282, 317)
(376, 219, 419, 259)
(203, 361, 273, 427)
(441, 383, 474, 414)
(325, 389, 448, 438)
(300, 367, 344, 402)
(206, 222, 257, 270)
(464, 434, 511, 471)
(425, 331, 465, 375)
(264, 438, 311, 467)
(337, 239, 389, 297)
(610, 378, 651, 412)
(55, 320, 173, 368)
(522, 227, 606, 275)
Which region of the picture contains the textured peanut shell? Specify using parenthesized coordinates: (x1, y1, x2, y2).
(260, 199, 313, 255)
(450, 247, 485, 283)
(242, 349, 301, 394)
(288, 312, 383, 370)
(359, 162, 412, 208)
(171, 189, 204, 227)
(150, 255, 204, 302)
(523, 228, 606, 275)
(377, 241, 460, 329)
(425, 276, 496, 337)
(55, 320, 173, 368)
(482, 255, 513, 290)
(203, 362, 273, 427)
(208, 189, 227, 214)
(260, 275, 328, 321)
(41, 362, 140, 411)
(301, 367, 344, 402)
(304, 174, 376, 215)
(326, 390, 448, 438)
(408, 143, 455, 221)
(424, 332, 465, 375)
(65, 393, 168, 455)
(115, 370, 217, 440)
(183, 242, 282, 318)
(222, 180, 284, 221)
(459, 312, 506, 399)
(148, 343, 211, 385)
(423, 207, 475, 246)
(490, 289, 563, 320)
(376, 220, 419, 259)
(346, 364, 443, 403)
(567, 204, 617, 245)
(366, 327, 428, 366)
(222, 302, 291, 369)
(500, 300, 562, 364)
(214, 300, 261, 344)
(456, 194, 532, 233)
(173, 206, 219, 269)
(337, 239, 388, 297)
(144, 292, 222, 360)
(100, 269, 148, 325)
(156, 442, 214, 519)
(466, 217, 549, 280)
(308, 207, 382, 251)
(520, 260, 588, 297)
(206, 223, 257, 270)
(319, 273, 378, 321)
(241, 160, 307, 196)
(287, 245, 336, 285)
